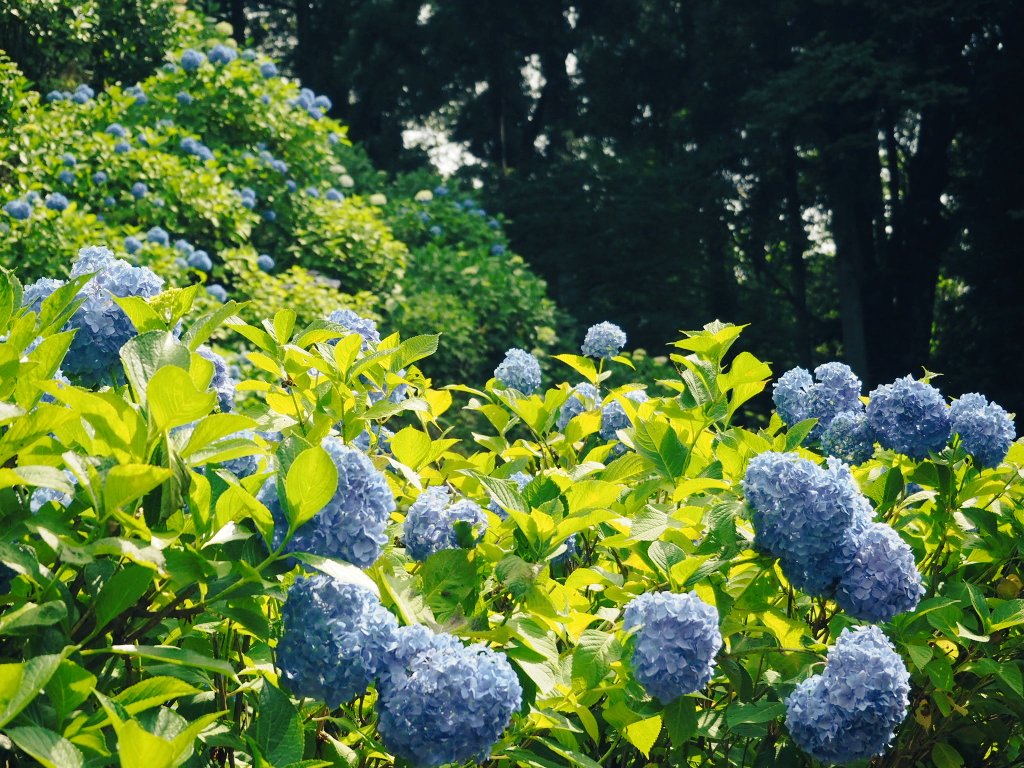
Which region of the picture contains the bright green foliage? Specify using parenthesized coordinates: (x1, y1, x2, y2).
(0, 260, 1021, 767)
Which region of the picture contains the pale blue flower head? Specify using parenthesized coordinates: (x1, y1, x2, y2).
(949, 393, 1016, 469)
(45, 193, 69, 211)
(197, 345, 235, 413)
(866, 376, 951, 459)
(582, 321, 627, 359)
(557, 382, 599, 430)
(403, 486, 486, 561)
(327, 309, 380, 350)
(123, 236, 142, 254)
(260, 62, 278, 78)
(257, 254, 275, 272)
(4, 200, 31, 220)
(624, 591, 722, 702)
(208, 44, 237, 65)
(835, 523, 923, 623)
(494, 348, 541, 394)
(206, 284, 228, 303)
(187, 250, 212, 272)
(146, 226, 169, 245)
(820, 410, 875, 465)
(180, 49, 205, 71)
(600, 389, 648, 442)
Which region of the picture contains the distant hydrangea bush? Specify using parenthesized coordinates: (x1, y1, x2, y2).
(263, 437, 395, 568)
(376, 627, 522, 768)
(624, 591, 722, 702)
(786, 626, 910, 764)
(835, 523, 924, 623)
(403, 486, 487, 561)
(494, 348, 541, 394)
(277, 576, 398, 707)
(866, 376, 951, 459)
(581, 321, 627, 359)
(949, 393, 1016, 468)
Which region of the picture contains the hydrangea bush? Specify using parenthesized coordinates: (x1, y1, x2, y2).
(0, 255, 1022, 768)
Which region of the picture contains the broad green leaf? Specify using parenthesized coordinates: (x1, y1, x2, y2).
(990, 599, 1024, 630)
(0, 600, 67, 635)
(419, 549, 478, 621)
(47, 661, 96, 724)
(291, 553, 379, 596)
(114, 296, 167, 334)
(106, 645, 238, 681)
(114, 677, 202, 716)
(5, 726, 83, 768)
(631, 418, 687, 481)
(621, 714, 661, 758)
(572, 630, 620, 688)
(391, 333, 439, 370)
(183, 301, 245, 351)
(664, 697, 698, 746)
(931, 743, 964, 768)
(91, 565, 153, 638)
(147, 366, 217, 432)
(284, 446, 338, 531)
(390, 426, 432, 470)
(120, 331, 190, 406)
(249, 683, 303, 766)
(104, 464, 173, 512)
(181, 413, 258, 457)
(0, 652, 65, 727)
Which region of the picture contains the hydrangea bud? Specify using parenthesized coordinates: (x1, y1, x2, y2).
(866, 376, 950, 459)
(581, 321, 627, 359)
(403, 486, 487, 561)
(494, 348, 541, 394)
(786, 626, 910, 764)
(624, 591, 722, 702)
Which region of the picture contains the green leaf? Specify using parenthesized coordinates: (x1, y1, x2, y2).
(572, 630, 621, 688)
(114, 677, 202, 716)
(290, 553, 379, 596)
(0, 600, 67, 635)
(47, 661, 96, 724)
(181, 413, 258, 458)
(147, 366, 217, 432)
(418, 549, 478, 621)
(4, 726, 83, 768)
(273, 309, 297, 345)
(931, 743, 964, 768)
(990, 599, 1024, 631)
(106, 645, 238, 681)
(284, 446, 338, 531)
(120, 331, 190, 405)
(621, 714, 662, 758)
(116, 720, 178, 768)
(115, 296, 167, 334)
(0, 652, 65, 727)
(183, 300, 245, 351)
(91, 565, 153, 638)
(631, 418, 687, 481)
(250, 683, 303, 766)
(104, 464, 173, 512)
(390, 426, 432, 470)
(392, 333, 440, 370)
(664, 697, 698, 746)
(553, 354, 598, 385)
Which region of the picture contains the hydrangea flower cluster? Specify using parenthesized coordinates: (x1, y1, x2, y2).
(835, 523, 925, 623)
(208, 44, 238, 65)
(327, 309, 381, 349)
(207, 284, 228, 302)
(600, 389, 648, 442)
(948, 393, 1016, 468)
(196, 346, 236, 413)
(743, 452, 871, 595)
(581, 321, 627, 359)
(277, 576, 399, 707)
(623, 591, 722, 702)
(376, 625, 522, 768)
(290, 87, 332, 120)
(45, 193, 68, 211)
(773, 363, 864, 441)
(494, 348, 541, 394)
(820, 410, 874, 465)
(866, 376, 950, 459)
(187, 250, 212, 271)
(786, 626, 910, 764)
(46, 84, 95, 104)
(403, 486, 486, 561)
(180, 137, 214, 162)
(557, 382, 598, 430)
(180, 49, 206, 72)
(257, 253, 275, 272)
(25, 247, 164, 387)
(262, 437, 395, 568)
(3, 200, 31, 220)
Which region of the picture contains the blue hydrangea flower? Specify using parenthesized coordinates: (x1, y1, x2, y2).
(277, 576, 399, 707)
(325, 188, 343, 202)
(490, 244, 506, 256)
(4, 200, 31, 220)
(187, 250, 213, 272)
(786, 626, 910, 764)
(46, 90, 66, 102)
(377, 627, 522, 768)
(262, 209, 277, 221)
(773, 367, 815, 426)
(488, 472, 531, 519)
(429, 225, 442, 237)
(581, 321, 627, 359)
(774, 363, 863, 438)
(180, 49, 205, 71)
(123, 236, 142, 255)
(58, 170, 75, 185)
(261, 437, 395, 568)
(352, 424, 394, 455)
(125, 85, 147, 104)
(22, 277, 64, 313)
(92, 171, 108, 184)
(62, 247, 164, 386)
(327, 309, 380, 350)
(557, 382, 599, 430)
(103, 196, 115, 207)
(206, 284, 228, 303)
(173, 239, 193, 255)
(949, 393, 1016, 469)
(131, 182, 147, 199)
(241, 49, 257, 61)
(600, 389, 648, 442)
(176, 91, 193, 105)
(197, 345, 235, 412)
(208, 44, 237, 65)
(866, 376, 951, 459)
(494, 348, 541, 394)
(61, 153, 76, 166)
(835, 523, 924, 623)
(257, 254, 275, 272)
(71, 84, 94, 104)
(743, 452, 874, 596)
(45, 193, 69, 211)
(624, 591, 722, 702)
(105, 123, 127, 138)
(146, 226, 169, 245)
(285, 179, 298, 192)
(403, 486, 487, 561)
(820, 410, 875, 465)
(29, 472, 77, 514)
(260, 61, 278, 78)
